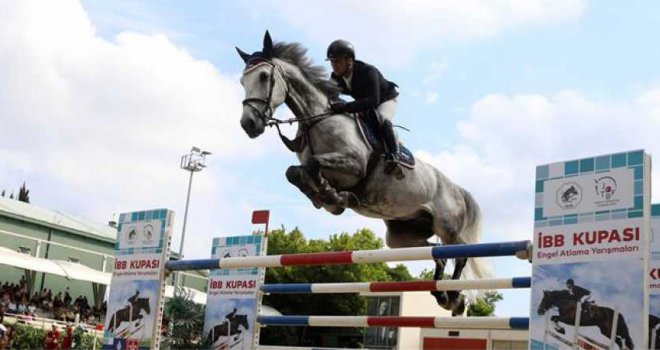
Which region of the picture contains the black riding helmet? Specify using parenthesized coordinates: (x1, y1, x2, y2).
(566, 278, 574, 286)
(327, 39, 355, 60)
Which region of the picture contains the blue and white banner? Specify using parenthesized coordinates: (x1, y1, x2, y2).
(203, 235, 265, 350)
(650, 205, 660, 349)
(103, 209, 174, 350)
(529, 150, 650, 350)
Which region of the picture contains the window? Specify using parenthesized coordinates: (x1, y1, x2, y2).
(364, 296, 400, 349)
(18, 246, 30, 254)
(492, 340, 528, 350)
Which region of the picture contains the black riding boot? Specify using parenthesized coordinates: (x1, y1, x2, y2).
(381, 120, 404, 179)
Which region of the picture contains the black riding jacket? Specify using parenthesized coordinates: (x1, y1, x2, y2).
(568, 285, 590, 301)
(331, 60, 398, 113)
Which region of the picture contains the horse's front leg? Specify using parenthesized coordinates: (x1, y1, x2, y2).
(312, 152, 363, 207)
(551, 316, 565, 334)
(286, 153, 363, 214)
(286, 163, 345, 215)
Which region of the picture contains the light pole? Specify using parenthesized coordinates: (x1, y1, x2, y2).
(179, 146, 211, 261)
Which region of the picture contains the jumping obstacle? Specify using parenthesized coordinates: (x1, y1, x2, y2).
(164, 240, 533, 333)
(165, 240, 532, 271)
(256, 315, 529, 330)
(261, 276, 531, 294)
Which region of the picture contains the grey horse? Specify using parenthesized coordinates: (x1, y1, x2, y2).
(237, 31, 488, 315)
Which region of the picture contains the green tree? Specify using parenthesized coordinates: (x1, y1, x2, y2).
(467, 291, 503, 316)
(18, 182, 30, 203)
(161, 287, 206, 349)
(260, 227, 414, 347)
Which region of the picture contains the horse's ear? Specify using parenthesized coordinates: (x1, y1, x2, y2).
(236, 47, 251, 63)
(263, 30, 273, 58)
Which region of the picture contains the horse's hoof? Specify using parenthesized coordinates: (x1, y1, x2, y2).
(327, 206, 345, 215)
(339, 191, 359, 208)
(450, 295, 466, 316)
(555, 327, 565, 334)
(431, 291, 450, 309)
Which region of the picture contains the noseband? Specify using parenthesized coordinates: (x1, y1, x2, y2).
(241, 61, 279, 125)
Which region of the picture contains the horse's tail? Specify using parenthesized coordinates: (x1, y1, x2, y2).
(459, 187, 492, 282)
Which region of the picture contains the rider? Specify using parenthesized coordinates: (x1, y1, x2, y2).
(566, 279, 593, 317)
(225, 308, 237, 320)
(127, 290, 140, 306)
(326, 39, 403, 179)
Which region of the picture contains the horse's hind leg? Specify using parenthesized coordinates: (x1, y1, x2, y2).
(385, 215, 458, 312)
(433, 218, 470, 316)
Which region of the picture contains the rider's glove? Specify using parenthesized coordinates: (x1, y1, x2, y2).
(330, 101, 347, 113)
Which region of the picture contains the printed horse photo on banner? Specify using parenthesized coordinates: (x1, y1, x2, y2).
(530, 261, 641, 350)
(204, 299, 255, 350)
(104, 280, 158, 342)
(650, 296, 660, 350)
(235, 30, 489, 316)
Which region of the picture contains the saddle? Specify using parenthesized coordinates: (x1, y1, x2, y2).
(354, 113, 415, 169)
(275, 111, 415, 169)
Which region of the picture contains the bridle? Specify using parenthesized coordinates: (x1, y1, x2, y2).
(241, 59, 332, 128)
(241, 60, 280, 125)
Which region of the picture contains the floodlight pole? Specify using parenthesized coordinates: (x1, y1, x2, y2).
(176, 147, 210, 286)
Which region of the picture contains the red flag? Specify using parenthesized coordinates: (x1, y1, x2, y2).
(251, 210, 270, 225)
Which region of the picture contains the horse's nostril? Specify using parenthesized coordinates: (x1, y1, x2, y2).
(241, 117, 256, 133)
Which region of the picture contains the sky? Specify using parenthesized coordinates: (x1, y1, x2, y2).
(2, 0, 660, 318)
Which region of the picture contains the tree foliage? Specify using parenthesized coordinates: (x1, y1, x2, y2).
(161, 287, 206, 349)
(18, 182, 30, 203)
(260, 227, 414, 346)
(467, 291, 503, 316)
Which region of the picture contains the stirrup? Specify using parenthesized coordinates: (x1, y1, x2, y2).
(384, 156, 405, 179)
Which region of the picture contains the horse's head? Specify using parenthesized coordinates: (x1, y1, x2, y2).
(537, 290, 553, 315)
(236, 31, 288, 138)
(236, 314, 249, 330)
(137, 297, 151, 315)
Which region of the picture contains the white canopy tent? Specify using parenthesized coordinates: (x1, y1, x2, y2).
(0, 246, 112, 284)
(0, 247, 210, 305)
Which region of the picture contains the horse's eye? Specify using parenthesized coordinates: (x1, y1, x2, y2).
(259, 72, 269, 82)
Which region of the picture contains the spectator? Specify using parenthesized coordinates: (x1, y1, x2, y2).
(53, 292, 63, 309)
(62, 324, 74, 350)
(4, 325, 14, 350)
(17, 302, 26, 314)
(7, 300, 16, 313)
(0, 324, 7, 350)
(63, 290, 72, 306)
(44, 324, 60, 350)
(22, 311, 33, 324)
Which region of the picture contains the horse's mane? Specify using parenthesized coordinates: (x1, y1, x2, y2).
(271, 42, 341, 97)
(545, 289, 570, 297)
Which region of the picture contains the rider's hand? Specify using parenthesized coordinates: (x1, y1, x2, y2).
(330, 101, 347, 113)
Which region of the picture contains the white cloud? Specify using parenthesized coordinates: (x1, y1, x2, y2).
(417, 89, 660, 245)
(423, 61, 449, 86)
(251, 0, 588, 66)
(424, 92, 439, 104)
(0, 0, 289, 251)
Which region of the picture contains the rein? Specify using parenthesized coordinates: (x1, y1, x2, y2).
(241, 60, 335, 153)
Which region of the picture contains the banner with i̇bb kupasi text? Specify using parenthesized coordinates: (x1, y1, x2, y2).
(529, 150, 650, 350)
(103, 209, 174, 350)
